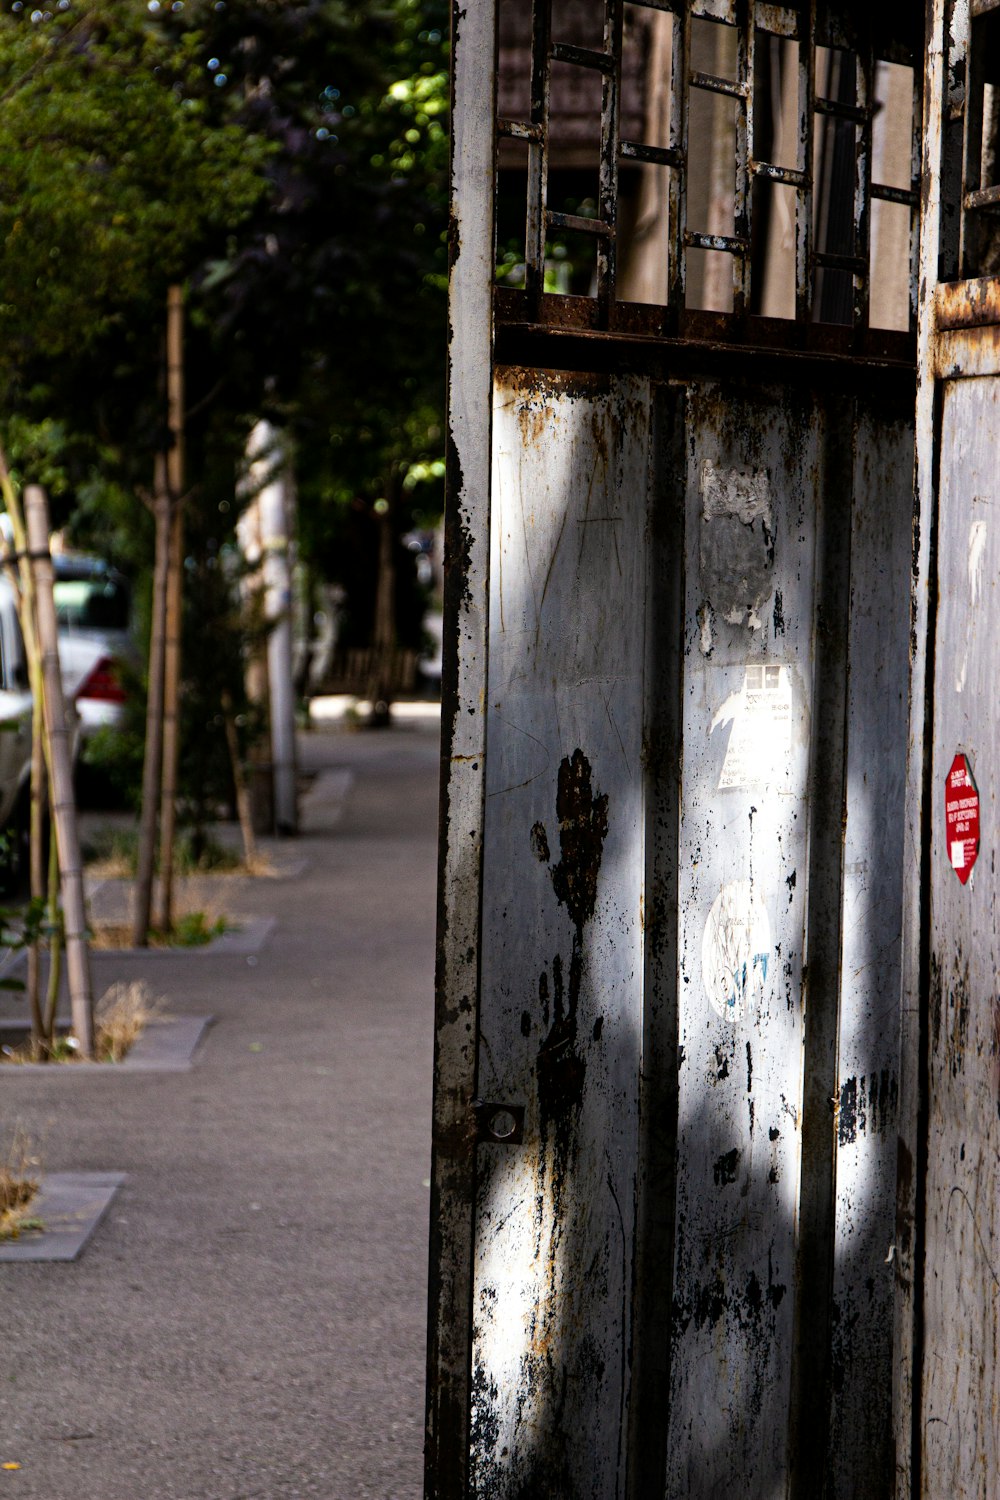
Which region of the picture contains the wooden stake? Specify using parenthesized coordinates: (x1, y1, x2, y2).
(157, 284, 185, 932)
(132, 453, 171, 948)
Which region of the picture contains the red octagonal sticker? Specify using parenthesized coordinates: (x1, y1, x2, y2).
(945, 753, 980, 885)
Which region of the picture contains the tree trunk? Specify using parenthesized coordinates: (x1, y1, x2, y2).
(157, 501, 183, 929)
(157, 285, 185, 932)
(132, 456, 171, 947)
(222, 689, 257, 868)
(24, 485, 93, 1057)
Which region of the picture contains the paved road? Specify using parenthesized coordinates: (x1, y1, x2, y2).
(0, 724, 440, 1500)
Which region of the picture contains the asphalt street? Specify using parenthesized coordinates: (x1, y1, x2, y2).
(0, 722, 440, 1500)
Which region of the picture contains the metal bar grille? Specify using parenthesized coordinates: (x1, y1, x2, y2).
(496, 0, 919, 338)
(853, 38, 874, 332)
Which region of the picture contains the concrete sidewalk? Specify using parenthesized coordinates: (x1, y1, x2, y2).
(0, 724, 440, 1500)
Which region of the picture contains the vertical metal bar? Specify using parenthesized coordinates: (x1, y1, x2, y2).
(961, 8, 985, 274)
(425, 0, 497, 1492)
(668, 4, 691, 315)
(853, 40, 874, 334)
(787, 397, 856, 1500)
(734, 0, 755, 316)
(937, 0, 968, 282)
(796, 1, 816, 322)
(525, 0, 552, 311)
(624, 386, 686, 1500)
(599, 0, 625, 322)
(910, 51, 924, 334)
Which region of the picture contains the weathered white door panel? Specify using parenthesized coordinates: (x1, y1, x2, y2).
(662, 386, 913, 1499)
(828, 414, 913, 1495)
(436, 364, 915, 1500)
(469, 370, 651, 1499)
(666, 387, 816, 1497)
(921, 374, 1000, 1495)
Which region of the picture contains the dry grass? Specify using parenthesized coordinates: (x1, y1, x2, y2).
(0, 981, 163, 1065)
(85, 826, 274, 880)
(95, 980, 163, 1063)
(89, 892, 236, 951)
(0, 1127, 41, 1240)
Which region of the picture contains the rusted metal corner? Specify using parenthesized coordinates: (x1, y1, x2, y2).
(935, 276, 1000, 331)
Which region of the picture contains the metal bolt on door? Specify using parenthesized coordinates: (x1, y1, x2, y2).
(430, 4, 923, 1497)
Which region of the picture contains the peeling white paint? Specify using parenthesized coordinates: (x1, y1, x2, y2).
(701, 458, 773, 528)
(699, 603, 714, 655)
(956, 517, 988, 692)
(969, 519, 987, 607)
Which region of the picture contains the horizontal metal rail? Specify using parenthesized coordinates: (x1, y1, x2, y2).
(689, 70, 748, 99)
(547, 210, 614, 237)
(621, 139, 684, 167)
(872, 181, 920, 207)
(550, 41, 616, 73)
(965, 184, 1000, 212)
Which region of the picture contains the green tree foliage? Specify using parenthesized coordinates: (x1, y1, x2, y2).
(184, 0, 450, 620)
(0, 2, 270, 463)
(0, 0, 449, 813)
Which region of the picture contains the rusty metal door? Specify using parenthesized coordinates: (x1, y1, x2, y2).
(900, 5, 1000, 1496)
(430, 4, 921, 1497)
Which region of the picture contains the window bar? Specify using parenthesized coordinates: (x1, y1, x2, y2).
(852, 39, 874, 333)
(620, 140, 685, 167)
(689, 70, 749, 98)
(814, 96, 868, 124)
(870, 182, 919, 206)
(550, 41, 617, 73)
(965, 183, 1000, 209)
(497, 119, 545, 144)
(752, 161, 810, 188)
(909, 51, 923, 334)
(667, 4, 692, 314)
(547, 211, 614, 236)
(598, 0, 625, 321)
(687, 230, 749, 253)
(524, 0, 553, 312)
(796, 3, 816, 323)
(733, 0, 755, 317)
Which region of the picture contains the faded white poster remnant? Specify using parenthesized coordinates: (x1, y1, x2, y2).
(702, 881, 772, 1023)
(711, 663, 793, 789)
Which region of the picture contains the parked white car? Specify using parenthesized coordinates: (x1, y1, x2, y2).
(52, 554, 132, 742)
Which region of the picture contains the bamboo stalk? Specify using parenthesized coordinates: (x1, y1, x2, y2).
(0, 456, 48, 1053)
(23, 484, 93, 1056)
(42, 816, 61, 1046)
